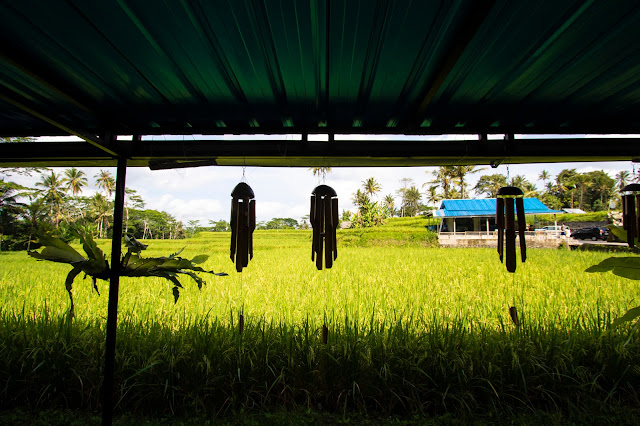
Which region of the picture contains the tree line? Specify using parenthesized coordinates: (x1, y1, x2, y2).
(343, 165, 632, 228)
(1, 167, 186, 251)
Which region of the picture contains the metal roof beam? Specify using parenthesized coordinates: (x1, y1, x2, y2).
(0, 89, 117, 156)
(1, 137, 638, 168)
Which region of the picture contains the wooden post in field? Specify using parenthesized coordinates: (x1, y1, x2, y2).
(509, 306, 519, 326)
(239, 314, 244, 334)
(322, 324, 328, 344)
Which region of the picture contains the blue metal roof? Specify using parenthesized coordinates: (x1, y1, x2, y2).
(433, 198, 563, 218)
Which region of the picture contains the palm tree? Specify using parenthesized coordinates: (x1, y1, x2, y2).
(22, 195, 45, 251)
(573, 174, 590, 210)
(425, 185, 440, 208)
(63, 168, 88, 196)
(428, 167, 455, 199)
(451, 166, 483, 198)
(383, 194, 395, 216)
(474, 174, 507, 197)
(90, 192, 112, 238)
(616, 170, 631, 191)
(0, 181, 24, 251)
(538, 170, 551, 190)
(309, 167, 331, 184)
(95, 170, 115, 198)
(36, 171, 66, 226)
(401, 186, 422, 217)
(362, 177, 381, 199)
(124, 188, 145, 233)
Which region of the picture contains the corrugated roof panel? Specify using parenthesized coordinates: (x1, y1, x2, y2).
(435, 198, 563, 217)
(1, 1, 640, 138)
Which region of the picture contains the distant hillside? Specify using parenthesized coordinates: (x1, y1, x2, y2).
(338, 216, 438, 247)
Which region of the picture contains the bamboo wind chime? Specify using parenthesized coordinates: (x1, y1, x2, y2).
(230, 182, 256, 272)
(621, 183, 640, 248)
(496, 186, 527, 273)
(310, 185, 339, 270)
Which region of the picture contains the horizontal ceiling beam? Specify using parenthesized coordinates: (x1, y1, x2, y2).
(0, 90, 118, 156)
(1, 138, 638, 169)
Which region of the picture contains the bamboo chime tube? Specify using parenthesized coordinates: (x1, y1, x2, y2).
(496, 187, 526, 273)
(311, 185, 339, 270)
(496, 197, 504, 262)
(504, 198, 516, 273)
(516, 198, 527, 262)
(621, 184, 640, 248)
(230, 183, 256, 272)
(626, 194, 636, 248)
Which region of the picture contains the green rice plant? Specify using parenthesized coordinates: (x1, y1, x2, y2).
(1, 230, 640, 418)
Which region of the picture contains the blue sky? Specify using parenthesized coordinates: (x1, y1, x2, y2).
(6, 135, 636, 226)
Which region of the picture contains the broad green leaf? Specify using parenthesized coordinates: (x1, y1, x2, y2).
(81, 258, 109, 278)
(180, 270, 205, 289)
(611, 306, 640, 327)
(607, 225, 639, 246)
(80, 232, 104, 262)
(65, 267, 82, 293)
(586, 257, 640, 280)
(125, 234, 148, 252)
(172, 287, 180, 303)
(168, 248, 184, 259)
(190, 255, 208, 265)
(29, 235, 85, 264)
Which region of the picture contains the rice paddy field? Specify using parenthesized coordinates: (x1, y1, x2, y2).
(1, 221, 640, 423)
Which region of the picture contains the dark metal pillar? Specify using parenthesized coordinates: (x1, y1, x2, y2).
(101, 136, 129, 425)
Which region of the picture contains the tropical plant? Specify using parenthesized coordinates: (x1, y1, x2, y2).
(586, 225, 640, 327)
(28, 231, 227, 316)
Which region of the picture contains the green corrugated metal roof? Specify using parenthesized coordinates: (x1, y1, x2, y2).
(1, 1, 640, 167)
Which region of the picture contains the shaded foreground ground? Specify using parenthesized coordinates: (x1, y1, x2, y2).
(1, 310, 639, 423)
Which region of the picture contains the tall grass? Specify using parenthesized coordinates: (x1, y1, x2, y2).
(0, 229, 639, 418)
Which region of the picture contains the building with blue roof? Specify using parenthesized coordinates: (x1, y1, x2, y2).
(434, 198, 563, 234)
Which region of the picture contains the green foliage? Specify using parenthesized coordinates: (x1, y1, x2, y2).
(259, 217, 299, 230)
(585, 225, 640, 327)
(28, 231, 227, 315)
(526, 211, 609, 225)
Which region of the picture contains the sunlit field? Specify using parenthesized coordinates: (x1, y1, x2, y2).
(1, 226, 640, 421)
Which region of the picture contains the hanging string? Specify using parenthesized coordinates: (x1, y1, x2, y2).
(241, 157, 247, 183)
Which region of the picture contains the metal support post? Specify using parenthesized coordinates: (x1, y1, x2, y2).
(101, 148, 128, 425)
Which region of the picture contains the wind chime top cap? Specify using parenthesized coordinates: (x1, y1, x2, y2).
(497, 186, 524, 196)
(312, 184, 337, 197)
(621, 183, 640, 193)
(231, 182, 255, 198)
